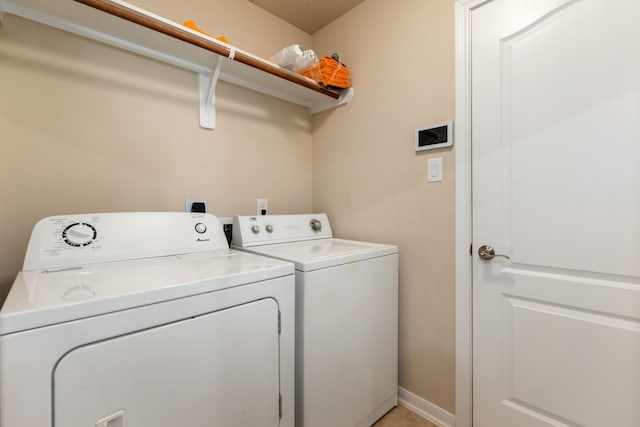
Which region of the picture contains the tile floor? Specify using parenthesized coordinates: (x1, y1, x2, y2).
(373, 404, 439, 427)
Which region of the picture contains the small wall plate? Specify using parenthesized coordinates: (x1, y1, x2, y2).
(415, 121, 453, 152)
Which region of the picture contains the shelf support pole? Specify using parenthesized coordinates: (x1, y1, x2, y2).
(199, 56, 225, 129)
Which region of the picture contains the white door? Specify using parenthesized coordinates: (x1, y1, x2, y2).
(54, 299, 280, 427)
(471, 0, 640, 426)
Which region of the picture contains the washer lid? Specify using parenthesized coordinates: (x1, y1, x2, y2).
(0, 250, 293, 335)
(238, 238, 398, 272)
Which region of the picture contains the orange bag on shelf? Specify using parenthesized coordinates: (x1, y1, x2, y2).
(302, 55, 351, 89)
(183, 20, 228, 43)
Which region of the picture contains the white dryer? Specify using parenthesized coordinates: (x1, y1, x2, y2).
(232, 213, 398, 427)
(0, 212, 295, 427)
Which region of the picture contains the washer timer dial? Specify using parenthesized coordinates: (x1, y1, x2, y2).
(62, 222, 97, 247)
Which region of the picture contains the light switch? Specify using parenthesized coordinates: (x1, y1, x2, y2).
(428, 157, 443, 182)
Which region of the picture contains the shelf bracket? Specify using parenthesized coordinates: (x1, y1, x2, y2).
(198, 56, 225, 129)
(309, 87, 354, 115)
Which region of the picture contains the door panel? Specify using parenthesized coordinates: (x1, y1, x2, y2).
(54, 298, 280, 427)
(507, 296, 640, 426)
(471, 0, 640, 426)
(506, 0, 640, 277)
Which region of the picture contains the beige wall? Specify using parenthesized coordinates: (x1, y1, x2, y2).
(311, 0, 456, 413)
(0, 0, 457, 416)
(0, 3, 313, 299)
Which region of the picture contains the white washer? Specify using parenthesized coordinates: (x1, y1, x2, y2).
(232, 213, 398, 427)
(0, 212, 295, 427)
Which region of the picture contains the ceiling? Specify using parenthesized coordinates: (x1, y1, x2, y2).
(249, 0, 366, 34)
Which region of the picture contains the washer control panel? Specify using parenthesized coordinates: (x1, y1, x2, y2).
(232, 213, 332, 247)
(23, 212, 229, 271)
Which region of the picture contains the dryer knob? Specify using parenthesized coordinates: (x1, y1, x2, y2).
(62, 222, 97, 247)
(310, 219, 322, 232)
(251, 225, 260, 234)
(266, 224, 274, 233)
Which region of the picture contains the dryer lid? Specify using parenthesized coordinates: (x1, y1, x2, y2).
(1, 212, 294, 335)
(0, 249, 293, 335)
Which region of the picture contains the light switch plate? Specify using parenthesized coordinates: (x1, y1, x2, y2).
(428, 157, 443, 182)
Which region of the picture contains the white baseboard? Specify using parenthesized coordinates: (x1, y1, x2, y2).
(398, 387, 455, 427)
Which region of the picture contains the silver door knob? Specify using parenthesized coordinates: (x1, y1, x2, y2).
(478, 245, 510, 261)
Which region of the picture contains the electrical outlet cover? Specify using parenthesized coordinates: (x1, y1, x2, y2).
(185, 199, 207, 213)
(257, 199, 268, 216)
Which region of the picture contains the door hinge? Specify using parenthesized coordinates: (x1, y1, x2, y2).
(279, 394, 282, 418)
(278, 311, 281, 335)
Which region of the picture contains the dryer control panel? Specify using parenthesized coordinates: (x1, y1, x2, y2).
(23, 212, 229, 271)
(232, 214, 333, 247)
